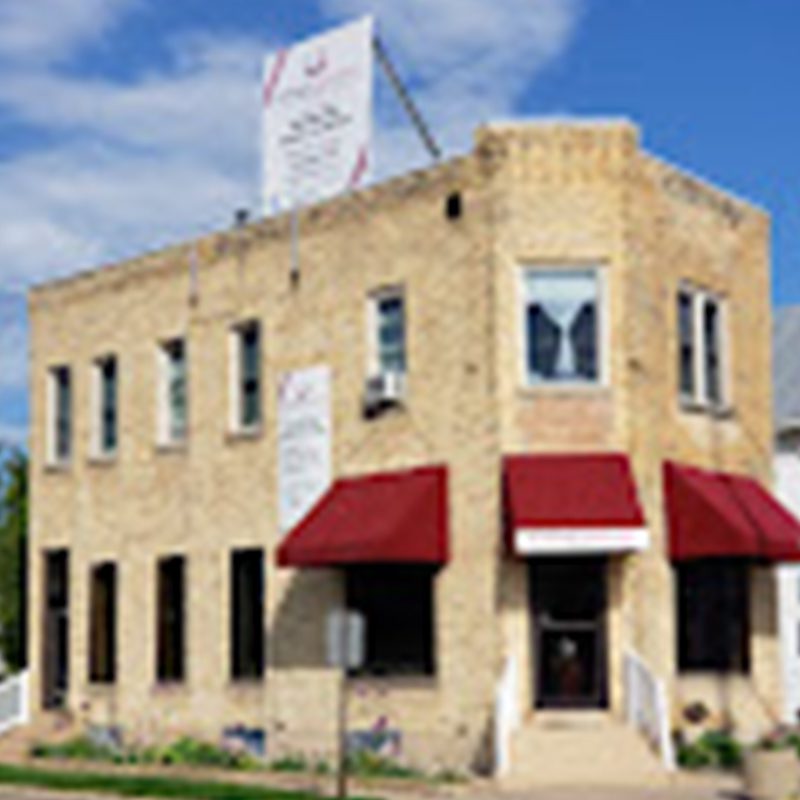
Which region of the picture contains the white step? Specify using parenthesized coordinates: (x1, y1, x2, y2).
(503, 711, 670, 788)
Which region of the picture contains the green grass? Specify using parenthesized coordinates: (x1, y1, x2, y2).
(0, 762, 377, 799)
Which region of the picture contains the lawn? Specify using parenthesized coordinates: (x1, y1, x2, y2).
(0, 762, 375, 799)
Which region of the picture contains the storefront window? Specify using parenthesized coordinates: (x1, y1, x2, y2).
(524, 269, 599, 384)
(677, 560, 749, 673)
(345, 566, 435, 676)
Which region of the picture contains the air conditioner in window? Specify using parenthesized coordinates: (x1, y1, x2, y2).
(363, 371, 406, 415)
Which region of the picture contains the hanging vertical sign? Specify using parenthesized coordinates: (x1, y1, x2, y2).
(262, 16, 374, 215)
(277, 365, 332, 533)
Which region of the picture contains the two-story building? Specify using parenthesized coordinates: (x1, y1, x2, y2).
(27, 120, 800, 783)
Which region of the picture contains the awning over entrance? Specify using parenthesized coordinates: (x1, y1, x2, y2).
(665, 461, 800, 561)
(504, 454, 649, 555)
(277, 465, 449, 567)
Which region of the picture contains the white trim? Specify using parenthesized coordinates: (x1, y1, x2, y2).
(677, 282, 729, 413)
(514, 525, 649, 555)
(517, 263, 609, 390)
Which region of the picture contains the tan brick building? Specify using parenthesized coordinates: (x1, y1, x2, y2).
(27, 120, 800, 782)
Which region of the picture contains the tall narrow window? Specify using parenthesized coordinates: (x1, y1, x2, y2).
(232, 323, 261, 431)
(159, 339, 188, 444)
(372, 290, 406, 375)
(703, 298, 722, 406)
(49, 366, 72, 464)
(43, 550, 69, 709)
(94, 356, 118, 456)
(524, 269, 600, 384)
(676, 287, 727, 409)
(677, 291, 695, 399)
(156, 556, 185, 683)
(89, 563, 116, 684)
(231, 549, 265, 680)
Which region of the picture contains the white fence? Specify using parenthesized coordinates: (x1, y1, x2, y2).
(0, 671, 29, 737)
(624, 650, 675, 770)
(494, 655, 520, 776)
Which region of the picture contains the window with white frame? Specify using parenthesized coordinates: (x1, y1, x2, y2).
(48, 366, 72, 465)
(523, 268, 600, 384)
(370, 289, 406, 376)
(230, 322, 261, 432)
(676, 286, 727, 409)
(93, 355, 118, 457)
(158, 339, 188, 444)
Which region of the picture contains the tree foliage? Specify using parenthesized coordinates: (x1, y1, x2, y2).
(0, 448, 27, 673)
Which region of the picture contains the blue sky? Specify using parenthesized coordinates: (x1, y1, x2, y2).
(0, 0, 799, 448)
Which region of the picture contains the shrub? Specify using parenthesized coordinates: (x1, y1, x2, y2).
(677, 729, 743, 770)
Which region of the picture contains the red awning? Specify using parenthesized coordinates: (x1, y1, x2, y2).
(664, 461, 800, 561)
(277, 465, 449, 567)
(504, 454, 648, 554)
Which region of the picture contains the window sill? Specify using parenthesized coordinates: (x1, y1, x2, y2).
(225, 426, 263, 443)
(227, 676, 266, 689)
(518, 382, 610, 398)
(151, 681, 188, 693)
(44, 461, 72, 474)
(347, 673, 438, 689)
(155, 441, 188, 455)
(87, 454, 117, 468)
(679, 398, 735, 420)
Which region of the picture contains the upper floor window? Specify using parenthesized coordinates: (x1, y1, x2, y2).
(677, 286, 727, 410)
(48, 366, 72, 465)
(371, 289, 406, 376)
(93, 356, 118, 457)
(523, 268, 600, 385)
(158, 338, 188, 444)
(230, 322, 261, 432)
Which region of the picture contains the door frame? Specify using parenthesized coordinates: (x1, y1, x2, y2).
(529, 556, 609, 710)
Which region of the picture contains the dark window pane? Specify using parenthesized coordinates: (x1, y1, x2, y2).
(53, 367, 72, 461)
(157, 556, 185, 682)
(345, 566, 435, 677)
(677, 560, 749, 673)
(570, 303, 597, 380)
(239, 324, 261, 428)
(527, 305, 561, 379)
(678, 292, 695, 397)
(89, 563, 116, 684)
(231, 550, 265, 680)
(376, 295, 406, 373)
(100, 358, 117, 453)
(704, 300, 722, 405)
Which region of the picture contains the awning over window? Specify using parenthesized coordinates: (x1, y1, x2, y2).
(665, 461, 800, 562)
(277, 465, 448, 567)
(504, 454, 649, 555)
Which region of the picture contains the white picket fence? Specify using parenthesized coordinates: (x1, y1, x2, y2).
(494, 654, 520, 776)
(0, 671, 29, 737)
(624, 649, 675, 770)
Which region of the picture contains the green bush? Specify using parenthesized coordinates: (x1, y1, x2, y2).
(345, 750, 422, 780)
(677, 730, 743, 770)
(269, 755, 309, 773)
(31, 735, 257, 771)
(30, 736, 118, 762)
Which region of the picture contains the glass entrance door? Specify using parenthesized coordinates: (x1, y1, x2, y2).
(529, 557, 608, 709)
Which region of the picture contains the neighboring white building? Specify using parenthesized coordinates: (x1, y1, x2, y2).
(773, 307, 800, 722)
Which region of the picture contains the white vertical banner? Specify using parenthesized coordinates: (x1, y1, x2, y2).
(277, 365, 333, 533)
(262, 16, 374, 215)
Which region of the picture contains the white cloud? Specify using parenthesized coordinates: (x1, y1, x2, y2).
(0, 33, 266, 289)
(323, 0, 585, 172)
(0, 0, 139, 64)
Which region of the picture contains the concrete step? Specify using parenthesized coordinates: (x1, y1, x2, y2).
(502, 711, 670, 788)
